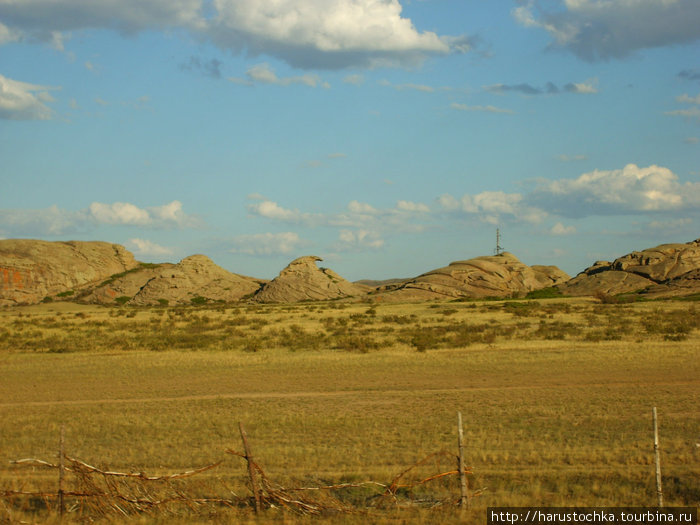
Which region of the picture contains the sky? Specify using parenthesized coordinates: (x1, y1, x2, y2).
(1, 0, 699, 281)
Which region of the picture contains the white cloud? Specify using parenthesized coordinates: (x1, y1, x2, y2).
(87, 200, 201, 228)
(550, 222, 577, 236)
(665, 107, 700, 121)
(438, 190, 547, 225)
(89, 202, 150, 225)
(247, 199, 318, 224)
(232, 63, 326, 88)
(513, 0, 700, 61)
(646, 218, 692, 231)
(676, 93, 700, 105)
(0, 0, 470, 71)
(335, 229, 384, 251)
(343, 74, 364, 86)
(0, 74, 58, 120)
(347, 201, 378, 214)
(128, 238, 174, 256)
(229, 232, 307, 255)
(451, 103, 514, 114)
(209, 0, 464, 69)
(0, 21, 21, 44)
(529, 164, 700, 217)
(0, 205, 87, 236)
(396, 200, 430, 213)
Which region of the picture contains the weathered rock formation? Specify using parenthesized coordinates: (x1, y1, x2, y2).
(376, 252, 569, 301)
(78, 263, 173, 305)
(0, 239, 138, 306)
(559, 239, 700, 298)
(127, 255, 263, 306)
(253, 255, 369, 303)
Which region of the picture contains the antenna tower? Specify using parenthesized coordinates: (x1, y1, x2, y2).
(495, 228, 504, 256)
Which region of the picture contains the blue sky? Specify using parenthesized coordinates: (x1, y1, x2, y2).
(1, 0, 699, 281)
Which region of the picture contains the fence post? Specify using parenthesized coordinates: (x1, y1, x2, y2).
(652, 407, 663, 507)
(239, 422, 261, 513)
(58, 424, 65, 519)
(457, 411, 469, 509)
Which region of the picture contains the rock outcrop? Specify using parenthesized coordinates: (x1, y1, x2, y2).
(376, 252, 569, 301)
(253, 256, 369, 303)
(127, 255, 263, 305)
(559, 239, 700, 298)
(0, 239, 138, 306)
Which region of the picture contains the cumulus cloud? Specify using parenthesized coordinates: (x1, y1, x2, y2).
(0, 0, 469, 69)
(528, 164, 700, 217)
(335, 229, 384, 251)
(437, 191, 547, 225)
(128, 238, 174, 256)
(229, 232, 307, 255)
(0, 200, 202, 237)
(88, 200, 200, 228)
(208, 0, 465, 69)
(513, 0, 700, 61)
(550, 222, 577, 236)
(0, 74, 58, 120)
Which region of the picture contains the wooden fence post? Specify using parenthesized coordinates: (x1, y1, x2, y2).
(457, 411, 469, 509)
(239, 422, 261, 513)
(58, 424, 65, 519)
(652, 407, 663, 507)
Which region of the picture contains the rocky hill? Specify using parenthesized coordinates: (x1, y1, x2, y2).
(81, 255, 263, 306)
(374, 252, 569, 301)
(559, 239, 700, 298)
(0, 239, 138, 306)
(252, 255, 369, 303)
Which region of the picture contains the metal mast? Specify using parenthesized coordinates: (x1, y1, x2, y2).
(495, 228, 504, 255)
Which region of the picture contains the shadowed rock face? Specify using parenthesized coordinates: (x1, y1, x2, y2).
(253, 255, 369, 303)
(0, 239, 138, 306)
(559, 239, 700, 298)
(376, 252, 569, 301)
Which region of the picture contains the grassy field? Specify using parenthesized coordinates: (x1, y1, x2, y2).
(1, 297, 699, 523)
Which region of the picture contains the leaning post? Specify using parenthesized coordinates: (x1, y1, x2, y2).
(239, 422, 261, 513)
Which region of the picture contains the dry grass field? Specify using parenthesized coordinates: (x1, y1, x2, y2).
(1, 297, 699, 523)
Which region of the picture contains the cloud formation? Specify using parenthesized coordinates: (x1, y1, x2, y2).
(0, 74, 58, 120)
(485, 79, 597, 95)
(229, 232, 307, 255)
(128, 238, 174, 256)
(0, 0, 469, 70)
(0, 200, 202, 237)
(335, 229, 385, 251)
(513, 0, 700, 61)
(230, 63, 328, 88)
(209, 0, 466, 69)
(528, 164, 700, 217)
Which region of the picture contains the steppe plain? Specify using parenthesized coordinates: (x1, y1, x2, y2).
(1, 295, 699, 523)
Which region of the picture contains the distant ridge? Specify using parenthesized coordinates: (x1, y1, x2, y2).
(373, 252, 569, 301)
(3, 238, 700, 306)
(559, 238, 700, 298)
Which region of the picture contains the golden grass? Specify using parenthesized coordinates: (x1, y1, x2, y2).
(1, 298, 699, 523)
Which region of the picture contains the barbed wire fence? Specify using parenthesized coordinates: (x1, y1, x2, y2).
(2, 413, 483, 521)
